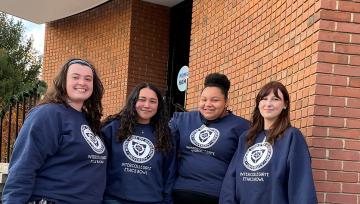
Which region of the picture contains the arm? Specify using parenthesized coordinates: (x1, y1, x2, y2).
(287, 129, 318, 204)
(219, 137, 243, 204)
(2, 106, 60, 204)
(162, 140, 177, 204)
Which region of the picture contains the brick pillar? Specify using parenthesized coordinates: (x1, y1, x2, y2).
(311, 0, 360, 203)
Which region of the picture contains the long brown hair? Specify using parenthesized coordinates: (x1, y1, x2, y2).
(102, 83, 172, 152)
(39, 58, 104, 135)
(246, 81, 291, 147)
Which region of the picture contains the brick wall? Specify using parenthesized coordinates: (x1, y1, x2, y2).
(189, 0, 360, 203)
(44, 0, 133, 116)
(128, 1, 170, 93)
(43, 0, 169, 117)
(310, 0, 360, 203)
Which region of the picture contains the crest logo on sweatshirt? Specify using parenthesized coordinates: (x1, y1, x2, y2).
(123, 135, 155, 163)
(243, 142, 273, 171)
(190, 125, 220, 149)
(81, 125, 105, 154)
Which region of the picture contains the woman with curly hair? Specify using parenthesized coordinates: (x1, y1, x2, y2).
(101, 82, 175, 204)
(3, 58, 107, 204)
(220, 81, 317, 204)
(169, 73, 249, 204)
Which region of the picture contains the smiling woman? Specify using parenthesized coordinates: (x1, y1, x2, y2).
(2, 58, 107, 204)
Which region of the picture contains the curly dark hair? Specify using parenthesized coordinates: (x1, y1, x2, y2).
(203, 72, 231, 100)
(246, 81, 291, 147)
(102, 82, 172, 152)
(39, 58, 104, 135)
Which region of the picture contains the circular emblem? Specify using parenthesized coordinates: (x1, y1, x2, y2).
(190, 125, 220, 149)
(123, 135, 155, 163)
(81, 125, 105, 154)
(243, 142, 273, 171)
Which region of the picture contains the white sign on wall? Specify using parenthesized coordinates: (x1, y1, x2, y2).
(177, 66, 189, 92)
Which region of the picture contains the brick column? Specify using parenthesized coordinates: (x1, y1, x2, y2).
(311, 0, 360, 203)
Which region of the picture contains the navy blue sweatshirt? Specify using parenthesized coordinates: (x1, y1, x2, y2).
(2, 104, 107, 204)
(101, 119, 176, 204)
(220, 127, 318, 204)
(169, 111, 249, 197)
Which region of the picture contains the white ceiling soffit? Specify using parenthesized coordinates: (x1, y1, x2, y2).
(142, 0, 184, 7)
(0, 0, 109, 24)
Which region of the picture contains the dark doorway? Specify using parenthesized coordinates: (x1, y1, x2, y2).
(166, 0, 192, 115)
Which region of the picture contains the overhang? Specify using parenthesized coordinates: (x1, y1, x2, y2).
(0, 0, 184, 24)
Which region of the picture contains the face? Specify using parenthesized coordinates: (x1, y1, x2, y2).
(259, 89, 287, 129)
(199, 86, 227, 120)
(66, 63, 93, 111)
(135, 87, 159, 124)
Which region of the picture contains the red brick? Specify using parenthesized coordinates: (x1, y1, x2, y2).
(312, 138, 344, 149)
(338, 1, 360, 12)
(329, 128, 360, 139)
(313, 170, 327, 181)
(310, 148, 327, 158)
(312, 159, 342, 171)
(343, 161, 360, 172)
(354, 13, 360, 24)
(349, 77, 360, 87)
(319, 20, 336, 31)
(326, 193, 358, 204)
(316, 192, 325, 203)
(317, 52, 348, 64)
(320, 0, 337, 10)
(346, 118, 360, 129)
(320, 10, 351, 22)
(329, 149, 360, 161)
(316, 73, 348, 86)
(314, 84, 331, 95)
(352, 33, 360, 44)
(345, 140, 360, 150)
(348, 98, 360, 108)
(343, 183, 360, 194)
(337, 22, 360, 34)
(316, 62, 333, 74)
(350, 55, 360, 66)
(335, 44, 360, 55)
(317, 41, 333, 52)
(331, 107, 360, 118)
(333, 64, 360, 76)
(318, 30, 350, 43)
(327, 171, 359, 182)
(310, 126, 328, 137)
(315, 181, 342, 192)
(311, 106, 329, 116)
(314, 95, 346, 106)
(333, 87, 360, 98)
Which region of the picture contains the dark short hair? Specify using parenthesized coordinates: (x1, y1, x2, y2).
(203, 73, 230, 99)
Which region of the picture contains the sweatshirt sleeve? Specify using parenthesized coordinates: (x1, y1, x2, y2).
(2, 106, 60, 204)
(287, 128, 318, 204)
(219, 136, 243, 204)
(168, 113, 180, 148)
(162, 138, 177, 204)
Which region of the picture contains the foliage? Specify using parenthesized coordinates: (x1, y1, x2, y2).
(0, 12, 45, 109)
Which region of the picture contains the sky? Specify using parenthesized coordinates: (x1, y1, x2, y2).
(8, 15, 45, 55)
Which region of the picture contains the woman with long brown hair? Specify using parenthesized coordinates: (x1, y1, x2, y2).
(220, 81, 317, 204)
(3, 58, 107, 204)
(101, 82, 175, 204)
